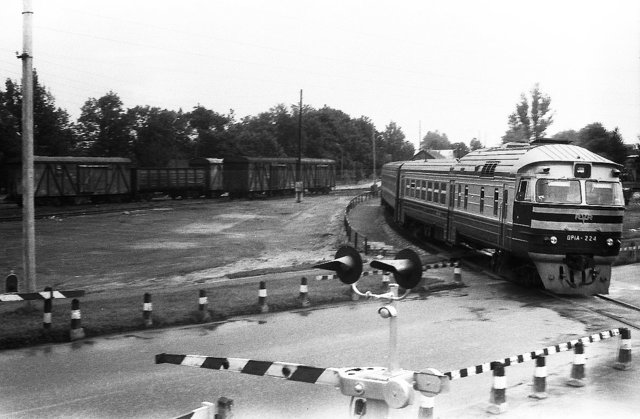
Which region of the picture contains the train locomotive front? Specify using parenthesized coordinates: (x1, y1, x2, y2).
(381, 140, 625, 295)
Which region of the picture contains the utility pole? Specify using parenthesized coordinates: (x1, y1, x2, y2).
(371, 130, 376, 184)
(19, 0, 36, 294)
(295, 90, 303, 203)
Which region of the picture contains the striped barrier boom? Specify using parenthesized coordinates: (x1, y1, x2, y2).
(315, 262, 455, 280)
(156, 353, 341, 387)
(445, 328, 621, 380)
(620, 245, 640, 252)
(0, 290, 85, 302)
(315, 270, 387, 281)
(173, 402, 214, 419)
(423, 261, 456, 270)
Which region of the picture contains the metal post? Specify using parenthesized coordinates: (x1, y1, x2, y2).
(20, 0, 36, 295)
(388, 284, 399, 373)
(296, 89, 303, 203)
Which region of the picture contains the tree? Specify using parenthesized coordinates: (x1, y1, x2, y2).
(451, 142, 470, 158)
(129, 106, 193, 166)
(469, 138, 483, 151)
(552, 129, 579, 144)
(77, 91, 132, 156)
(502, 83, 554, 143)
(575, 123, 627, 164)
(381, 122, 414, 162)
(420, 130, 450, 150)
(189, 105, 237, 157)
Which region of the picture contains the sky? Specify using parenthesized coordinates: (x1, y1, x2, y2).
(1, 0, 639, 150)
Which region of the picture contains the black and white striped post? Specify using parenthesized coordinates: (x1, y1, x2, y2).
(143, 293, 153, 327)
(299, 277, 310, 308)
(614, 327, 632, 370)
(258, 281, 269, 313)
(487, 362, 507, 414)
(567, 341, 586, 387)
(69, 298, 85, 341)
(529, 355, 547, 399)
(43, 286, 52, 330)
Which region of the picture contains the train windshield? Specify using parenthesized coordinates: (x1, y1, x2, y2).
(535, 179, 581, 204)
(585, 181, 624, 206)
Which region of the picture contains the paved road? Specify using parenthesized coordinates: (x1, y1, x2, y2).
(1, 264, 638, 418)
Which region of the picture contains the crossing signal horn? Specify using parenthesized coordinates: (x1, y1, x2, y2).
(314, 245, 363, 284)
(370, 249, 422, 289)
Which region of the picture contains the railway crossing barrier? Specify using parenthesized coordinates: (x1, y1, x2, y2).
(155, 245, 633, 418)
(0, 286, 85, 334)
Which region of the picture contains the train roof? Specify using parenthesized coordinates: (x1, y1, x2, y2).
(9, 156, 133, 164)
(397, 142, 619, 176)
(189, 157, 223, 165)
(224, 156, 335, 164)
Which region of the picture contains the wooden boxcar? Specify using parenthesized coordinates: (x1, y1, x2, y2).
(7, 156, 132, 205)
(223, 157, 335, 198)
(133, 158, 223, 199)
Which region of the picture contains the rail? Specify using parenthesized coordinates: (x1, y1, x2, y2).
(342, 186, 381, 255)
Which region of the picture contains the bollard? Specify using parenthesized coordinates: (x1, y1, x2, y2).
(381, 271, 390, 291)
(417, 394, 435, 419)
(299, 277, 311, 308)
(614, 328, 632, 370)
(198, 290, 211, 322)
(143, 293, 153, 327)
(69, 298, 85, 341)
(453, 262, 463, 283)
(567, 341, 586, 387)
(529, 356, 547, 399)
(487, 362, 507, 414)
(43, 286, 53, 330)
(258, 281, 269, 313)
(6, 270, 18, 293)
(216, 396, 233, 419)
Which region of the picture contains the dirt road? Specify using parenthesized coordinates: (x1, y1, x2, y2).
(0, 194, 353, 293)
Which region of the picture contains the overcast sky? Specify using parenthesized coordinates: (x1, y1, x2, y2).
(1, 0, 639, 150)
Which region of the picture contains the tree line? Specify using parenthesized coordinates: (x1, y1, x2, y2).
(0, 71, 416, 190)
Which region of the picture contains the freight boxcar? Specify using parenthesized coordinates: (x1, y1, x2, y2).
(7, 156, 132, 205)
(223, 157, 335, 198)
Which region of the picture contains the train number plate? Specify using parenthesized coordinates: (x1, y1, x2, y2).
(566, 235, 597, 242)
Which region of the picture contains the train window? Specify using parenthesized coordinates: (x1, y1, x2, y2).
(585, 181, 624, 206)
(464, 185, 469, 209)
(440, 182, 447, 204)
(421, 180, 426, 200)
(405, 179, 410, 196)
(433, 183, 439, 203)
(535, 179, 581, 204)
(493, 188, 499, 216)
(516, 180, 530, 201)
(427, 182, 433, 201)
(480, 187, 485, 213)
(457, 184, 462, 207)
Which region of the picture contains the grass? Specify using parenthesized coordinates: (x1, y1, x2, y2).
(0, 271, 395, 350)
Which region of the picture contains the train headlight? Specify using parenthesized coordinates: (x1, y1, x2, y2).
(606, 238, 614, 247)
(545, 236, 558, 245)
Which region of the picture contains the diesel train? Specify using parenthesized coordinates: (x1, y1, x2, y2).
(5, 155, 335, 205)
(380, 139, 625, 295)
